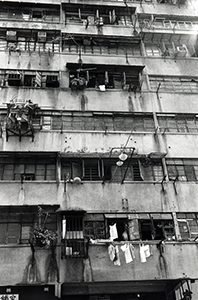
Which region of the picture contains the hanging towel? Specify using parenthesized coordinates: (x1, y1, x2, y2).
(109, 223, 118, 241)
(139, 244, 151, 263)
(108, 243, 116, 261)
(121, 243, 135, 264)
(139, 245, 147, 263)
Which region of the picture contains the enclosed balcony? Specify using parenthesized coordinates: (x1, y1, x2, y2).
(62, 4, 137, 37)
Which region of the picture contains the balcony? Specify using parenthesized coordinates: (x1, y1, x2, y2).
(84, 241, 198, 281)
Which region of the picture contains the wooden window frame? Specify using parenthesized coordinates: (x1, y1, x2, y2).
(166, 159, 198, 181)
(0, 156, 56, 181)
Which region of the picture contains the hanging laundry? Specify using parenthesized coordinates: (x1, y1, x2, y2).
(109, 223, 118, 241)
(108, 243, 116, 261)
(113, 245, 121, 266)
(121, 243, 135, 264)
(139, 245, 146, 263)
(139, 244, 151, 263)
(108, 243, 121, 266)
(144, 244, 151, 258)
(112, 10, 117, 24)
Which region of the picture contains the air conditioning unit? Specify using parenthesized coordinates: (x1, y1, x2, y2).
(6, 31, 17, 41)
(37, 31, 47, 42)
(175, 44, 188, 57)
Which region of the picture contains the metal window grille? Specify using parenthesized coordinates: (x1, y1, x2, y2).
(63, 214, 85, 258)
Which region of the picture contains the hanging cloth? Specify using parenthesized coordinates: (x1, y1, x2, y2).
(112, 10, 116, 24)
(121, 243, 135, 264)
(113, 245, 121, 266)
(108, 243, 116, 261)
(109, 223, 118, 241)
(139, 244, 151, 263)
(139, 244, 147, 263)
(144, 244, 151, 258)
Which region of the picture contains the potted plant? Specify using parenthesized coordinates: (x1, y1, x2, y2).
(30, 206, 57, 249)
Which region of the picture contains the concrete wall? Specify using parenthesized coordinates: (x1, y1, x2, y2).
(0, 245, 54, 285)
(60, 242, 198, 282)
(0, 181, 198, 212)
(1, 130, 198, 159)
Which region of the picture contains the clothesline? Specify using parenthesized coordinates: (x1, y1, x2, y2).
(108, 242, 153, 266)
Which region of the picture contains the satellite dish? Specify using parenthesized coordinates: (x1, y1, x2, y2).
(73, 177, 82, 184)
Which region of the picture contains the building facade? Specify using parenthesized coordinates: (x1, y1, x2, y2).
(0, 0, 198, 299)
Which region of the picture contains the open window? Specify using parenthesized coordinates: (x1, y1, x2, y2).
(105, 214, 129, 241)
(139, 215, 175, 241)
(60, 157, 163, 183)
(82, 213, 175, 242)
(67, 63, 144, 91)
(64, 4, 135, 26)
(140, 220, 174, 240)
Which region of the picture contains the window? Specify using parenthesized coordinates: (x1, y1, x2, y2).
(32, 10, 43, 19)
(145, 44, 162, 56)
(106, 216, 128, 241)
(0, 5, 60, 23)
(23, 113, 155, 132)
(7, 73, 21, 86)
(84, 214, 105, 239)
(62, 213, 85, 257)
(62, 36, 141, 57)
(166, 159, 198, 181)
(1, 70, 60, 88)
(0, 156, 56, 181)
(158, 114, 198, 133)
(149, 76, 198, 92)
(3, 30, 60, 53)
(61, 158, 164, 182)
(46, 75, 59, 87)
(83, 213, 174, 242)
(83, 160, 101, 181)
(140, 219, 174, 240)
(177, 213, 198, 240)
(68, 64, 143, 91)
(110, 161, 143, 182)
(0, 212, 57, 244)
(24, 74, 36, 87)
(65, 5, 134, 26)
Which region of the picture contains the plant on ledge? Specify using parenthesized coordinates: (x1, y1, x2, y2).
(30, 206, 57, 249)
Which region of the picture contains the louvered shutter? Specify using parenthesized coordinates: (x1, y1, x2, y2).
(21, 226, 31, 243)
(0, 224, 7, 244)
(128, 219, 140, 240)
(7, 223, 20, 244)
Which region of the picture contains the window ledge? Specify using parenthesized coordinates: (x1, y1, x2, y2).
(89, 240, 198, 246)
(0, 180, 57, 183)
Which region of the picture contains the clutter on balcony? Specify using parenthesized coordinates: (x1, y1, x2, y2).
(6, 99, 38, 141)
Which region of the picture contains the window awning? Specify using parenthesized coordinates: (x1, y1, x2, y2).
(0, 205, 59, 214)
(66, 63, 145, 74)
